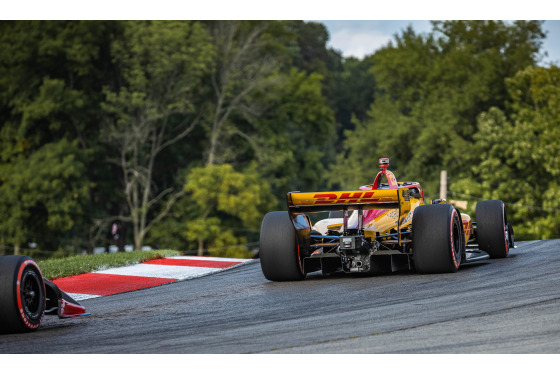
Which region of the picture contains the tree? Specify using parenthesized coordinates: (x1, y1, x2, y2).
(186, 164, 275, 257)
(332, 56, 376, 136)
(101, 21, 214, 251)
(0, 21, 120, 254)
(330, 21, 546, 198)
(203, 21, 282, 166)
(254, 68, 337, 196)
(0, 139, 90, 253)
(145, 22, 338, 256)
(147, 164, 275, 257)
(451, 65, 560, 239)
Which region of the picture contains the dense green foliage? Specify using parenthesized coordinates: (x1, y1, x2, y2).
(331, 21, 558, 240)
(0, 20, 558, 259)
(451, 65, 560, 239)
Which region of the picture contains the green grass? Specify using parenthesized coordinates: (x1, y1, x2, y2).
(37, 249, 181, 280)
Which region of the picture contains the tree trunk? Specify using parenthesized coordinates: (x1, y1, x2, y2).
(135, 233, 142, 252)
(197, 238, 204, 257)
(14, 244, 20, 255)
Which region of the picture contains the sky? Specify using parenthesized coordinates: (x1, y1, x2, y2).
(317, 20, 560, 65)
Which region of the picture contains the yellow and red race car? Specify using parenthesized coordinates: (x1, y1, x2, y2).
(259, 158, 514, 281)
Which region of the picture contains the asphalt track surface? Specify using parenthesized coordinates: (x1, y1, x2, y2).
(1, 239, 560, 354)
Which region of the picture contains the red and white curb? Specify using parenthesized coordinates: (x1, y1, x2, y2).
(53, 256, 254, 301)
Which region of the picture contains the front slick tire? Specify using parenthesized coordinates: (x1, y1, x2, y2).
(476, 200, 510, 258)
(412, 204, 464, 274)
(259, 211, 306, 281)
(0, 255, 46, 334)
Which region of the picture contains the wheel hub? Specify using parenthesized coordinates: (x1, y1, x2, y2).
(22, 274, 41, 314)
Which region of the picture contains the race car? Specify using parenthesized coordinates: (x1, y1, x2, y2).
(0, 255, 87, 334)
(259, 158, 514, 281)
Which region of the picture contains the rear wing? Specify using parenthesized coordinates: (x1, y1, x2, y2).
(287, 189, 412, 213)
(286, 188, 413, 246)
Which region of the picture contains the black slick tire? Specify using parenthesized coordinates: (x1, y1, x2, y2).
(412, 204, 464, 273)
(0, 255, 46, 334)
(259, 211, 306, 281)
(476, 200, 510, 258)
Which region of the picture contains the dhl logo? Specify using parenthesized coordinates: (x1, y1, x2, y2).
(312, 192, 382, 205)
(463, 220, 473, 237)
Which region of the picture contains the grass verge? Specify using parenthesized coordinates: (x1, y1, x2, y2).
(37, 249, 181, 280)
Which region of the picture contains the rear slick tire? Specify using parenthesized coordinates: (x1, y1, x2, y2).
(259, 211, 306, 281)
(0, 255, 46, 334)
(476, 200, 510, 258)
(412, 204, 464, 274)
